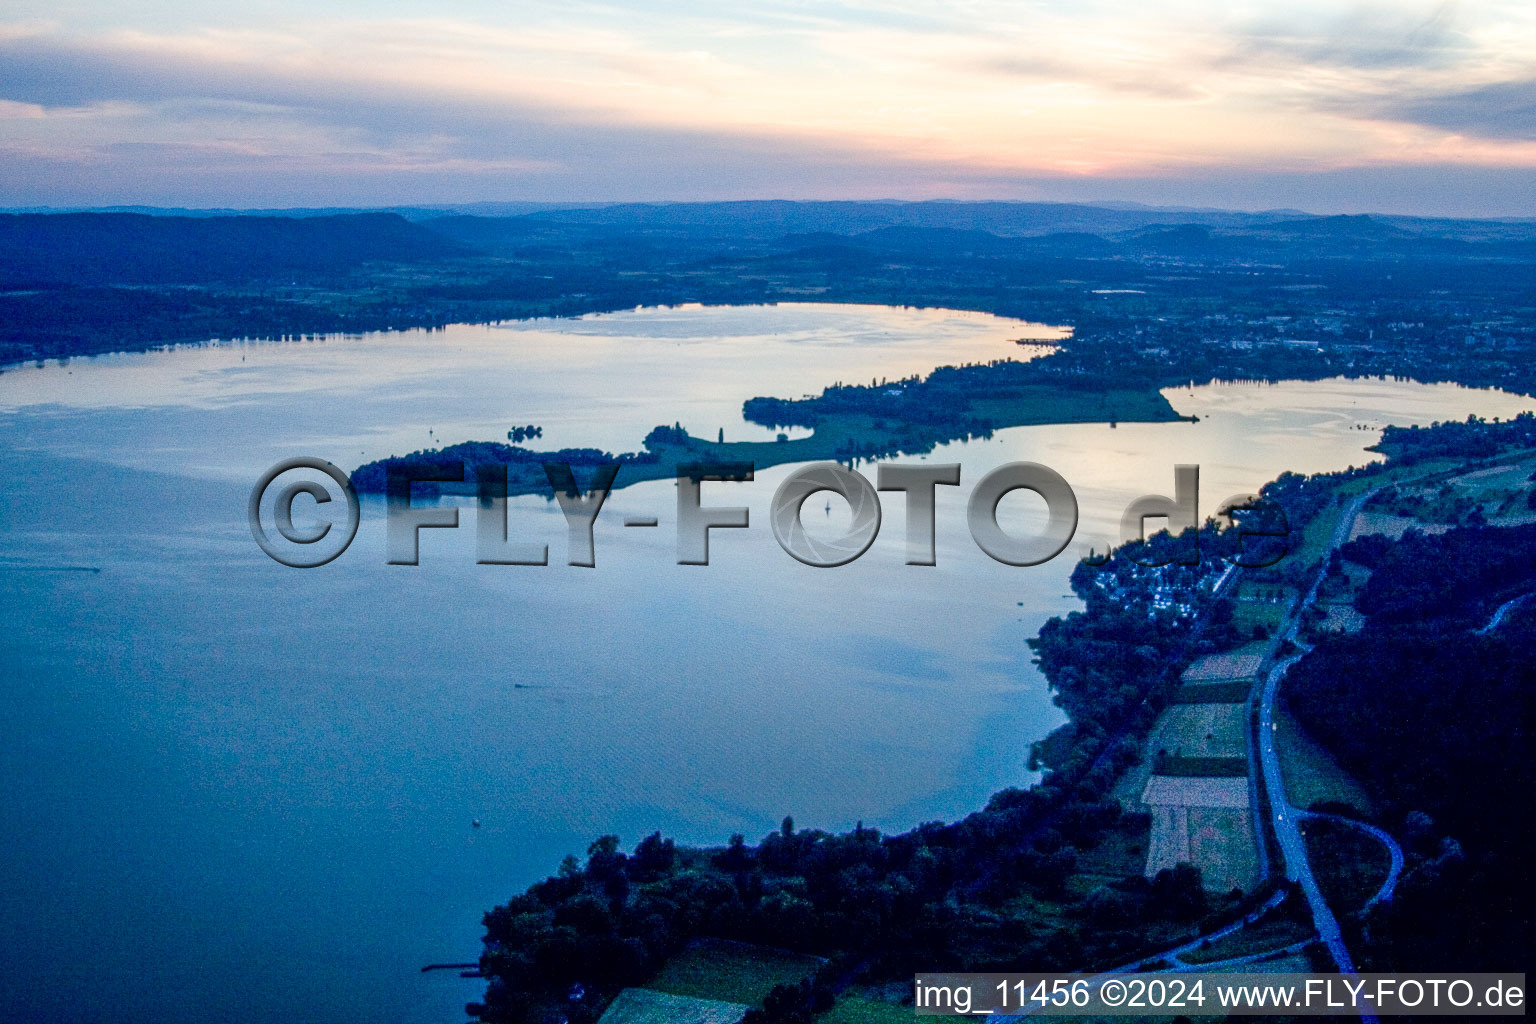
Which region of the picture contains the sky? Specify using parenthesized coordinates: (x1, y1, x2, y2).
(0, 0, 1533, 216)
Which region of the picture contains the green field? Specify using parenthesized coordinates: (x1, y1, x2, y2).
(1230, 597, 1286, 636)
(1177, 913, 1315, 965)
(1302, 818, 1391, 915)
(1168, 682, 1251, 704)
(648, 938, 823, 1006)
(1152, 754, 1248, 777)
(596, 989, 750, 1024)
(818, 996, 914, 1023)
(1272, 706, 1372, 813)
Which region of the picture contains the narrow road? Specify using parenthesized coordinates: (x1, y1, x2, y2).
(1257, 488, 1379, 1022)
(1258, 657, 1354, 971)
(1477, 591, 1532, 635)
(1244, 652, 1272, 883)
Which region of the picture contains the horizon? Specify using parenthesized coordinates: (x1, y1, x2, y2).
(7, 197, 1536, 223)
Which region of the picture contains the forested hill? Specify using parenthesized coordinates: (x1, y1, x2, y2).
(1286, 522, 1536, 972)
(0, 211, 468, 287)
(447, 200, 1536, 244)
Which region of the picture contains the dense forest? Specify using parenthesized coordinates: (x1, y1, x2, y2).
(348, 440, 650, 496)
(1286, 523, 1536, 972)
(1374, 411, 1536, 464)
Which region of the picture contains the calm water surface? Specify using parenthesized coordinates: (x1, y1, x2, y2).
(1, 304, 1530, 1024)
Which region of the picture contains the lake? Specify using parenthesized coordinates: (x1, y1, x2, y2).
(1, 303, 1531, 1024)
